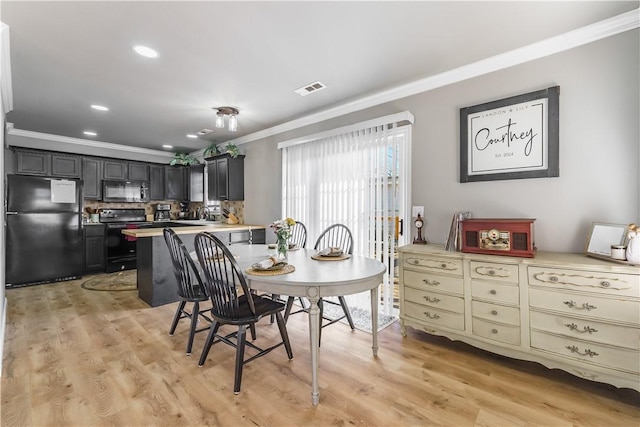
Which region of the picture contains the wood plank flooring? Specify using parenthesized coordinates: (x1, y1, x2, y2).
(2, 275, 639, 426)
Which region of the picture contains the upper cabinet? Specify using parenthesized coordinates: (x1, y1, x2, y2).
(82, 157, 103, 200)
(164, 165, 189, 201)
(127, 162, 149, 181)
(189, 164, 205, 202)
(15, 149, 51, 176)
(103, 160, 127, 180)
(207, 154, 244, 201)
(51, 153, 82, 178)
(15, 148, 81, 178)
(149, 164, 165, 201)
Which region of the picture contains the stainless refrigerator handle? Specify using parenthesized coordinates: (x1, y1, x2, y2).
(6, 212, 18, 215)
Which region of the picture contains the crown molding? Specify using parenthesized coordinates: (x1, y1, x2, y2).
(225, 8, 639, 148)
(0, 22, 14, 113)
(6, 125, 174, 160)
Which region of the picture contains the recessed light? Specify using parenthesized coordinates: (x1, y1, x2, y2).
(91, 104, 109, 111)
(133, 45, 158, 58)
(163, 144, 173, 149)
(83, 131, 97, 137)
(186, 134, 198, 139)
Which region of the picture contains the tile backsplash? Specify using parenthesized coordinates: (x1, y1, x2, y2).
(83, 200, 245, 223)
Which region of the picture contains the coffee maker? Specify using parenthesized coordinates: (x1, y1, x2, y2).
(179, 202, 189, 219)
(154, 204, 171, 221)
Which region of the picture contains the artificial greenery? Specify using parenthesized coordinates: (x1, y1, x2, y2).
(204, 142, 240, 158)
(169, 152, 200, 166)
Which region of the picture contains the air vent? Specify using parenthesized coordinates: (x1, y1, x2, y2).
(294, 81, 327, 96)
(197, 128, 213, 135)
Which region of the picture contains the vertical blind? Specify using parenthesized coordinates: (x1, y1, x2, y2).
(279, 112, 412, 316)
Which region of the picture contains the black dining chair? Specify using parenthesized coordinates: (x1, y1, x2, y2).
(314, 224, 356, 344)
(163, 228, 212, 356)
(284, 223, 356, 345)
(194, 231, 293, 394)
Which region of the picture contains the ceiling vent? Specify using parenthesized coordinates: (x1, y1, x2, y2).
(197, 128, 213, 135)
(294, 81, 327, 96)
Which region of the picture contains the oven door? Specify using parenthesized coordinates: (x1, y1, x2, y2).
(105, 224, 136, 272)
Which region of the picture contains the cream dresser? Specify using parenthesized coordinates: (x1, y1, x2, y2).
(399, 244, 640, 391)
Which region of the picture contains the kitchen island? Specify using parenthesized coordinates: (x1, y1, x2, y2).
(122, 223, 266, 307)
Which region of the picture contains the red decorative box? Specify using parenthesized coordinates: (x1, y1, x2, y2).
(461, 218, 536, 258)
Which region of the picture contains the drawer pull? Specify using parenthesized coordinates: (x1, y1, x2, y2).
(600, 281, 610, 288)
(440, 263, 447, 269)
(423, 279, 440, 286)
(488, 270, 495, 276)
(413, 260, 419, 265)
(423, 311, 440, 320)
(491, 310, 498, 315)
(489, 289, 497, 295)
(423, 296, 441, 303)
(550, 276, 559, 282)
(564, 323, 598, 334)
(566, 345, 598, 358)
(563, 300, 597, 311)
(491, 329, 498, 334)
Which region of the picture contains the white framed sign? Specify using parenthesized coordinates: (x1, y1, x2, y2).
(460, 86, 559, 183)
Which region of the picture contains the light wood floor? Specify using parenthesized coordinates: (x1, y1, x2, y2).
(2, 275, 639, 427)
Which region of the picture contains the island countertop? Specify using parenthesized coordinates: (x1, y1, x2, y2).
(122, 223, 265, 238)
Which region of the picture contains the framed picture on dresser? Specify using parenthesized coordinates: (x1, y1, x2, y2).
(584, 222, 627, 258)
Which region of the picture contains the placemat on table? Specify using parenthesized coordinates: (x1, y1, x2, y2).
(245, 264, 296, 276)
(310, 254, 351, 261)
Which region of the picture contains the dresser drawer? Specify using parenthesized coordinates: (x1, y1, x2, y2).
(528, 266, 640, 298)
(404, 256, 463, 276)
(404, 287, 464, 313)
(530, 310, 640, 351)
(472, 317, 521, 345)
(471, 300, 520, 325)
(470, 261, 519, 284)
(530, 330, 640, 374)
(404, 301, 464, 331)
(403, 270, 463, 295)
(529, 288, 640, 324)
(471, 280, 519, 305)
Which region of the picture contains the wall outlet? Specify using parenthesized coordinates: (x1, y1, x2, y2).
(412, 206, 424, 217)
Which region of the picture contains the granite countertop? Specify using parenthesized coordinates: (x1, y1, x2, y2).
(122, 223, 265, 238)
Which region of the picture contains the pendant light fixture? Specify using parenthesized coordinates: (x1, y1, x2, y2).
(213, 106, 239, 132)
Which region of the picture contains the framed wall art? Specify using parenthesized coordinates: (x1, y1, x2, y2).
(460, 86, 559, 183)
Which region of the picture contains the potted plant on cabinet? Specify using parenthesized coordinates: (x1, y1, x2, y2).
(169, 152, 200, 166)
(204, 143, 240, 159)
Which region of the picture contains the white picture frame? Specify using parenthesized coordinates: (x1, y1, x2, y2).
(584, 222, 628, 258)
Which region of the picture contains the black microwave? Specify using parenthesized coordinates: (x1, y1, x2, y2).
(102, 180, 149, 203)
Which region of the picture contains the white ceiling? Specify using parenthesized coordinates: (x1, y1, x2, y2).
(2, 1, 638, 155)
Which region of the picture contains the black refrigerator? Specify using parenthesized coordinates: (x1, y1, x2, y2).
(5, 174, 84, 288)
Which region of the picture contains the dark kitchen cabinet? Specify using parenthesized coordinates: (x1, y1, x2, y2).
(51, 153, 82, 178)
(127, 162, 149, 181)
(103, 160, 127, 180)
(207, 154, 244, 201)
(82, 157, 103, 200)
(189, 164, 205, 202)
(14, 148, 81, 178)
(15, 149, 51, 176)
(164, 165, 188, 201)
(149, 164, 165, 200)
(84, 224, 106, 273)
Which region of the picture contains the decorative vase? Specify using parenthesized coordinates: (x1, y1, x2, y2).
(276, 235, 289, 262)
(626, 231, 640, 264)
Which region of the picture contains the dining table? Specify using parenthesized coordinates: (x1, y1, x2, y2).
(228, 244, 386, 406)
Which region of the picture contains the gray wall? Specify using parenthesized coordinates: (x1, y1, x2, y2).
(242, 29, 640, 253)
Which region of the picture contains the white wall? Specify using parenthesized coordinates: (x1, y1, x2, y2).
(242, 29, 639, 253)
